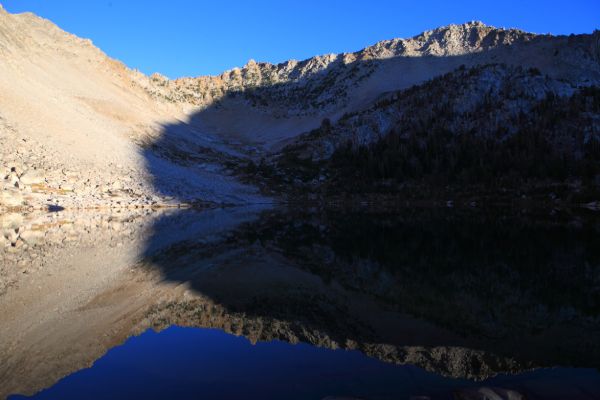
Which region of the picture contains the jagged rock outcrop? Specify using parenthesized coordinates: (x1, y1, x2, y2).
(136, 21, 597, 115)
(137, 22, 536, 108)
(362, 21, 533, 58)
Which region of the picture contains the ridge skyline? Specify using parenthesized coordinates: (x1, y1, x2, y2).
(0, 5, 545, 80)
(2, 0, 598, 78)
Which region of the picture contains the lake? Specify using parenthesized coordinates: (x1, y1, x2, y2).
(1, 206, 599, 399)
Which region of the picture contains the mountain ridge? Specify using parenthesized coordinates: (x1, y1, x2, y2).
(141, 20, 529, 81)
(0, 6, 599, 211)
(137, 20, 540, 110)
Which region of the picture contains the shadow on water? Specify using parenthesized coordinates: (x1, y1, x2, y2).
(137, 205, 600, 380)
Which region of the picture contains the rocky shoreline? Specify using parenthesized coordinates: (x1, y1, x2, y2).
(0, 135, 187, 212)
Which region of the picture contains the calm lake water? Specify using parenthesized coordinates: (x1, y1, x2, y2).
(2, 206, 600, 399)
(9, 327, 600, 400)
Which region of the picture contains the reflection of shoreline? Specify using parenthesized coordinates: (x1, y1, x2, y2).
(0, 206, 269, 398)
(1, 207, 600, 398)
(0, 208, 169, 398)
(0, 209, 164, 294)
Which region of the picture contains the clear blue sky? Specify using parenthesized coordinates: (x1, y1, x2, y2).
(2, 0, 599, 78)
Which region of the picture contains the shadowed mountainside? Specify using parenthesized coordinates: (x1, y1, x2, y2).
(252, 65, 600, 202)
(144, 29, 600, 203)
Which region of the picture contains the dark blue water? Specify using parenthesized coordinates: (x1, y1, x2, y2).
(10, 326, 600, 400)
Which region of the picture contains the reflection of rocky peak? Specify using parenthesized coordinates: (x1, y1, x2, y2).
(163, 208, 599, 373)
(142, 298, 526, 381)
(3, 207, 600, 398)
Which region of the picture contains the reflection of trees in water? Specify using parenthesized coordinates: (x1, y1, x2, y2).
(272, 209, 600, 316)
(143, 207, 600, 374)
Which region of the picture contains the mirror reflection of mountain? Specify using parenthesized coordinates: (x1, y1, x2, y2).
(0, 206, 268, 398)
(142, 207, 600, 372)
(2, 206, 599, 398)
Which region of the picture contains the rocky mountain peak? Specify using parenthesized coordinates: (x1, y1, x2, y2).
(244, 58, 259, 68)
(408, 21, 534, 56)
(356, 21, 534, 60)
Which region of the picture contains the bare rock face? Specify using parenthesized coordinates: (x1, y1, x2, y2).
(363, 21, 533, 59)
